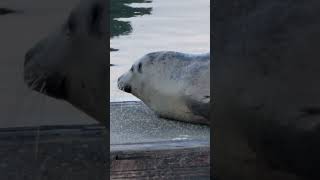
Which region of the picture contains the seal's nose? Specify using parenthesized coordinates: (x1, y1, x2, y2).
(117, 75, 122, 83)
(117, 75, 123, 90)
(117, 75, 131, 93)
(24, 37, 48, 67)
(24, 49, 35, 66)
(24, 42, 43, 67)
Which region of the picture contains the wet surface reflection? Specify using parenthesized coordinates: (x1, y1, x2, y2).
(110, 0, 210, 102)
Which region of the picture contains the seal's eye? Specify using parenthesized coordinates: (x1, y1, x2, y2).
(138, 63, 142, 73)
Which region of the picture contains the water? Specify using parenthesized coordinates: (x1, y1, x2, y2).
(110, 0, 210, 102)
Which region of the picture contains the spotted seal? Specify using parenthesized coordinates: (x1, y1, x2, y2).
(118, 51, 210, 124)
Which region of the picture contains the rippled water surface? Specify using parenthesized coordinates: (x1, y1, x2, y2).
(110, 0, 210, 102)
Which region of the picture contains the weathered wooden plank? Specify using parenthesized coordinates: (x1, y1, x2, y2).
(0, 125, 108, 180)
(111, 140, 210, 179)
(0, 125, 210, 179)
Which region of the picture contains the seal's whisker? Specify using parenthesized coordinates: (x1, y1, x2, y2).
(28, 74, 48, 91)
(29, 76, 42, 90)
(28, 78, 39, 90)
(39, 81, 46, 94)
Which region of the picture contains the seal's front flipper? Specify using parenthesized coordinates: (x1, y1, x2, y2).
(186, 96, 210, 122)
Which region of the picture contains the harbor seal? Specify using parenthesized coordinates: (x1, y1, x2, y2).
(23, 0, 107, 124)
(118, 51, 210, 124)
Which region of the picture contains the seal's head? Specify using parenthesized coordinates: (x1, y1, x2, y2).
(24, 0, 107, 123)
(117, 52, 174, 102)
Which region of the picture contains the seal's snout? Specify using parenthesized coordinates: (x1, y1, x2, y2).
(24, 39, 45, 67)
(117, 75, 132, 93)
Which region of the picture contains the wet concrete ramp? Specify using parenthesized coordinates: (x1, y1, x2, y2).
(110, 101, 210, 179)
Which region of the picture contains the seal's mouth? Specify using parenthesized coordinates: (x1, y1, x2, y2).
(122, 85, 132, 93)
(24, 42, 68, 100)
(24, 72, 68, 99)
(118, 82, 132, 93)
